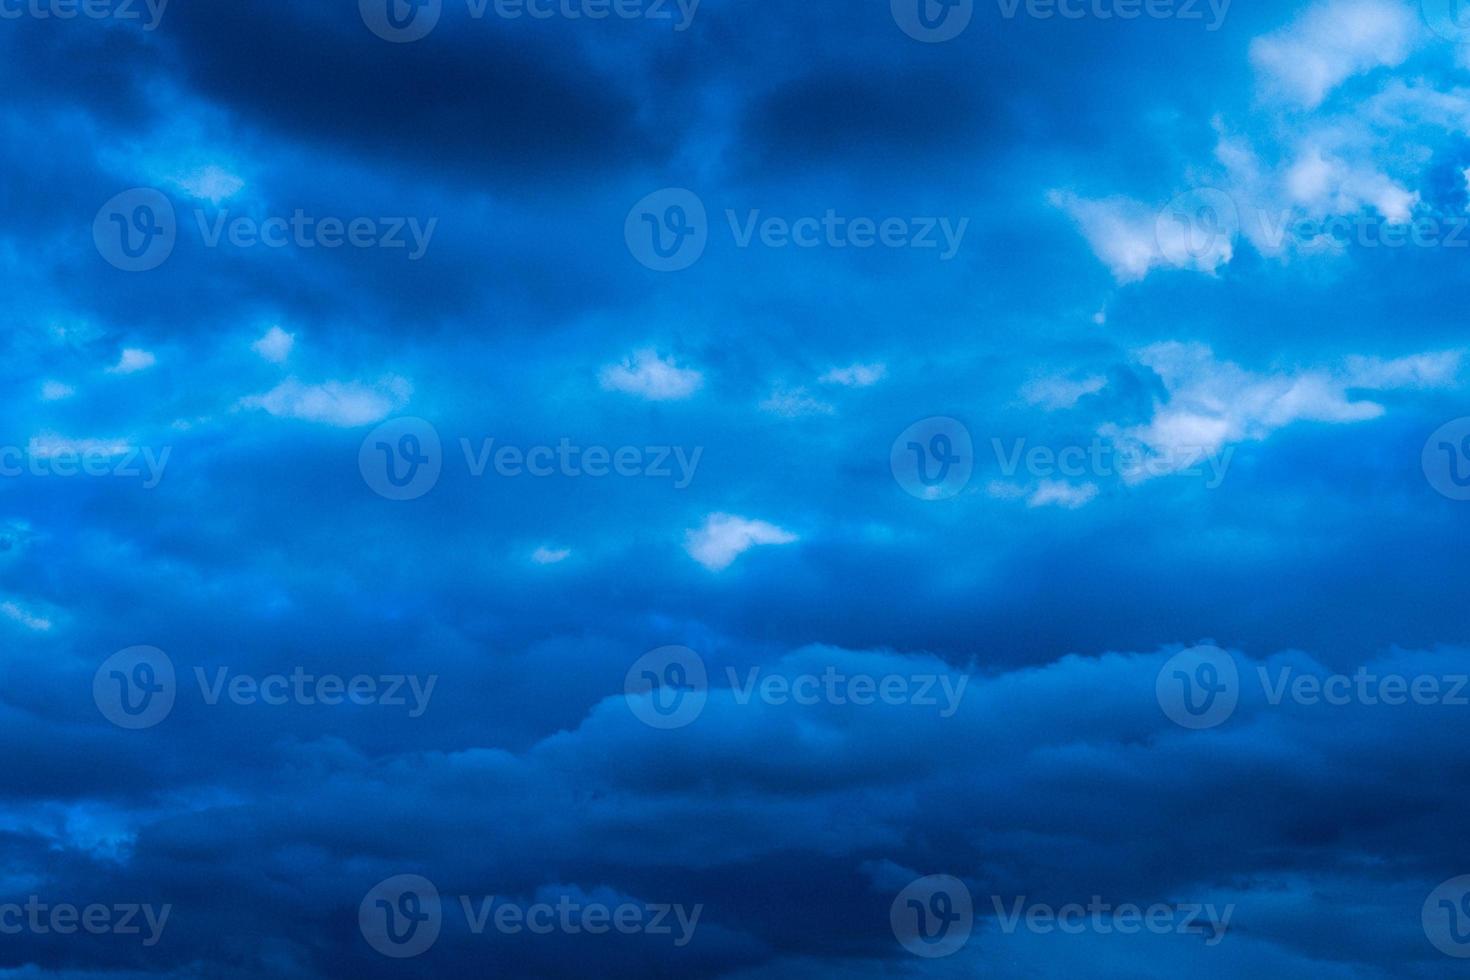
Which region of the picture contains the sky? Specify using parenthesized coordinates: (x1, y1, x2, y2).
(3, 0, 1470, 976)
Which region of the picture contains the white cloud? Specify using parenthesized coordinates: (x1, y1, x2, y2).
(684, 514, 798, 571)
(239, 377, 410, 427)
(759, 386, 835, 418)
(1021, 374, 1107, 410)
(28, 434, 131, 459)
(107, 349, 155, 375)
(40, 381, 74, 402)
(252, 326, 295, 363)
(532, 546, 572, 565)
(1028, 480, 1100, 510)
(0, 601, 51, 632)
(173, 165, 244, 205)
(819, 363, 888, 388)
(1102, 343, 1460, 482)
(599, 349, 703, 401)
(1050, 191, 1232, 283)
(1249, 0, 1416, 109)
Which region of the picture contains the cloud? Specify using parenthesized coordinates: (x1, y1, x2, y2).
(599, 349, 703, 401)
(1022, 374, 1108, 410)
(1028, 480, 1100, 509)
(684, 514, 798, 571)
(1249, 0, 1416, 109)
(39, 381, 74, 401)
(107, 348, 155, 375)
(759, 386, 835, 418)
(819, 363, 887, 388)
(1051, 191, 1232, 283)
(238, 377, 410, 427)
(27, 434, 131, 458)
(532, 546, 572, 565)
(1102, 343, 1460, 481)
(251, 326, 295, 364)
(0, 600, 51, 632)
(173, 164, 244, 204)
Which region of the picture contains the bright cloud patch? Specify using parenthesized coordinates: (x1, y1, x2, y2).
(1022, 374, 1108, 410)
(40, 381, 74, 401)
(239, 377, 410, 427)
(599, 349, 703, 401)
(759, 386, 835, 418)
(1102, 343, 1461, 481)
(531, 546, 572, 565)
(107, 348, 155, 375)
(252, 326, 295, 363)
(0, 600, 52, 632)
(1050, 191, 1232, 283)
(819, 363, 887, 387)
(684, 514, 798, 571)
(174, 164, 245, 204)
(1249, 0, 1416, 109)
(1028, 480, 1101, 509)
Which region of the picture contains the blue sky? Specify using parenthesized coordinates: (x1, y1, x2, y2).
(4, 0, 1470, 976)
